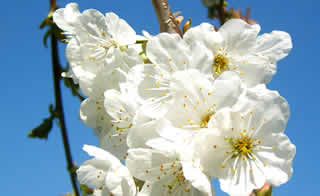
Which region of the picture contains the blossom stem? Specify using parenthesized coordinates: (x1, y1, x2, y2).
(49, 1, 80, 196)
(152, 0, 182, 36)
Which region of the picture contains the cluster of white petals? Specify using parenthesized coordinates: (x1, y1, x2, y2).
(54, 3, 295, 196)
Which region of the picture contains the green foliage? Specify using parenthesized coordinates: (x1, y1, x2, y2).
(28, 104, 57, 139)
(62, 65, 85, 101)
(30, 8, 84, 139)
(63, 77, 85, 101)
(39, 15, 66, 48)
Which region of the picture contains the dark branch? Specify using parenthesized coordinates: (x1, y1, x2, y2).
(50, 28, 80, 196)
(217, 0, 226, 25)
(152, 0, 182, 36)
(48, 1, 80, 196)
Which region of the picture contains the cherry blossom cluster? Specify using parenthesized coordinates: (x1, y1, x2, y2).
(53, 3, 296, 196)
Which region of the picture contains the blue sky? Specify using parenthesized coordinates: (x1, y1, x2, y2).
(1, 0, 319, 195)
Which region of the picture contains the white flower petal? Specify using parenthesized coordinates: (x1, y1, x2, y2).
(53, 3, 81, 33)
(79, 9, 108, 38)
(79, 145, 137, 196)
(145, 138, 180, 156)
(155, 119, 194, 150)
(146, 33, 190, 70)
(211, 71, 242, 110)
(231, 55, 267, 87)
(77, 160, 107, 188)
(88, 68, 126, 97)
(98, 89, 137, 160)
(126, 148, 174, 182)
(184, 22, 223, 52)
(105, 12, 136, 46)
(65, 38, 97, 83)
(83, 145, 121, 169)
(207, 108, 233, 131)
(255, 31, 292, 61)
(188, 42, 214, 74)
(99, 131, 129, 161)
(136, 182, 159, 196)
(256, 133, 295, 186)
(105, 167, 137, 196)
(104, 89, 136, 120)
(234, 85, 290, 135)
(127, 111, 162, 148)
(129, 64, 171, 118)
(79, 95, 113, 136)
(219, 159, 265, 196)
(219, 19, 260, 53)
(80, 98, 100, 128)
(192, 130, 229, 177)
(182, 162, 215, 196)
(93, 189, 104, 196)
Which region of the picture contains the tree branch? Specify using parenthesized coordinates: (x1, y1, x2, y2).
(50, 34, 80, 196)
(217, 0, 226, 25)
(152, 0, 182, 36)
(48, 1, 80, 196)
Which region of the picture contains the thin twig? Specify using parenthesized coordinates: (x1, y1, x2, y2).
(50, 27, 80, 196)
(152, 0, 182, 36)
(49, 1, 80, 196)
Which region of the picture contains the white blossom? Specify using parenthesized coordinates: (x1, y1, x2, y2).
(77, 145, 137, 196)
(53, 3, 141, 85)
(99, 89, 138, 160)
(125, 35, 242, 119)
(79, 69, 142, 160)
(54, 3, 296, 195)
(126, 136, 214, 196)
(192, 85, 295, 196)
(124, 68, 243, 151)
(79, 69, 125, 132)
(184, 19, 292, 87)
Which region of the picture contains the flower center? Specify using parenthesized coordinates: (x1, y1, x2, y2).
(200, 110, 215, 128)
(233, 135, 254, 155)
(226, 134, 261, 158)
(87, 40, 119, 62)
(103, 40, 118, 49)
(167, 167, 190, 193)
(213, 54, 229, 75)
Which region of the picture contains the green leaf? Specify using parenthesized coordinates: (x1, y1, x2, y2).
(28, 104, 57, 139)
(39, 17, 51, 29)
(42, 28, 52, 48)
(40, 14, 66, 47)
(63, 77, 85, 101)
(28, 116, 54, 139)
